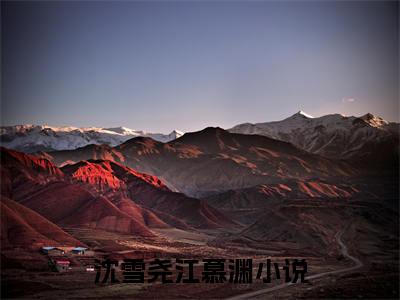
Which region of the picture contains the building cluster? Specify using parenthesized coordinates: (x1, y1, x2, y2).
(41, 246, 93, 272)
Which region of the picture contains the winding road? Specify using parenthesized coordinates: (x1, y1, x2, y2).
(226, 227, 363, 300)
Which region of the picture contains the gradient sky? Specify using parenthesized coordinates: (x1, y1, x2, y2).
(2, 1, 398, 133)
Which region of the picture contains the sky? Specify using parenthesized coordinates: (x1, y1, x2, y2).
(1, 1, 398, 133)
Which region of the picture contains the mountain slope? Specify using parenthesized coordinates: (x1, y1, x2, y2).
(203, 180, 358, 211)
(16, 181, 157, 237)
(1, 147, 63, 200)
(1, 195, 84, 250)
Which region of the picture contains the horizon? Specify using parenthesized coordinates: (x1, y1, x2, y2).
(2, 1, 398, 132)
(0, 110, 395, 135)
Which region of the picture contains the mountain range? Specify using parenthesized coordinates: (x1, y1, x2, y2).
(1, 112, 398, 163)
(230, 111, 399, 160)
(40, 127, 359, 197)
(32, 110, 397, 197)
(0, 124, 183, 153)
(1, 111, 398, 283)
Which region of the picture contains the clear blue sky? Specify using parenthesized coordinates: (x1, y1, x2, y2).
(2, 1, 398, 133)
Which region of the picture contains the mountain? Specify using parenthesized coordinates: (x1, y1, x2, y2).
(42, 127, 356, 197)
(0, 124, 184, 153)
(61, 159, 168, 192)
(18, 181, 159, 237)
(229, 111, 399, 161)
(61, 159, 237, 229)
(1, 147, 157, 236)
(1, 147, 235, 236)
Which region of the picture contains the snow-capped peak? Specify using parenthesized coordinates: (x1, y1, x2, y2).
(169, 130, 184, 137)
(104, 126, 142, 135)
(295, 110, 314, 118)
(228, 112, 397, 159)
(0, 124, 184, 153)
(359, 113, 388, 128)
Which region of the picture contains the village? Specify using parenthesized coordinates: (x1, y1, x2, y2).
(41, 246, 96, 272)
(40, 243, 165, 275)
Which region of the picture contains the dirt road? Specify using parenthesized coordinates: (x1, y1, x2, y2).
(226, 226, 363, 299)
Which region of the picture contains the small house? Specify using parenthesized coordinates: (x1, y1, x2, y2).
(41, 246, 65, 255)
(71, 247, 88, 255)
(86, 266, 95, 272)
(54, 259, 70, 272)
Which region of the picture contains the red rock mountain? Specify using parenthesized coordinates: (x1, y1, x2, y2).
(61, 159, 167, 192)
(1, 147, 237, 241)
(1, 195, 84, 249)
(1, 147, 63, 200)
(17, 181, 157, 236)
(61, 159, 237, 229)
